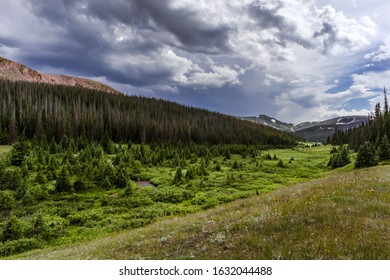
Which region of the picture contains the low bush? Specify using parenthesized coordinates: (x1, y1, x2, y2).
(31, 214, 69, 240)
(0, 238, 42, 257)
(0, 190, 15, 210)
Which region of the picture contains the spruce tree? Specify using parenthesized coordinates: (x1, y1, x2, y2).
(355, 141, 378, 169)
(10, 139, 30, 166)
(277, 159, 285, 168)
(55, 168, 72, 192)
(378, 134, 390, 161)
(173, 167, 182, 184)
(328, 145, 351, 169)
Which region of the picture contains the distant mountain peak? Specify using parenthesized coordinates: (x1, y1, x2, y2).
(0, 56, 119, 94)
(241, 114, 369, 142)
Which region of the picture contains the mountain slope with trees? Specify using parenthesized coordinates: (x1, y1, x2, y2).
(328, 88, 390, 168)
(0, 79, 300, 147)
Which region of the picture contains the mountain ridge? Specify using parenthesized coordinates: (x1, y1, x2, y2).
(241, 114, 369, 142)
(0, 56, 119, 94)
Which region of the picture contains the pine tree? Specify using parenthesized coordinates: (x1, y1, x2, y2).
(35, 170, 47, 184)
(113, 169, 128, 189)
(355, 141, 378, 169)
(277, 159, 285, 168)
(328, 145, 351, 169)
(378, 134, 390, 161)
(55, 168, 72, 192)
(173, 167, 183, 184)
(384, 87, 389, 116)
(10, 139, 30, 166)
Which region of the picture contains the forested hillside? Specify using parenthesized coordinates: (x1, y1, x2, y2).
(328, 88, 390, 168)
(0, 79, 299, 147)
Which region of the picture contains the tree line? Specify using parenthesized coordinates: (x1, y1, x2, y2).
(0, 79, 299, 147)
(328, 88, 390, 168)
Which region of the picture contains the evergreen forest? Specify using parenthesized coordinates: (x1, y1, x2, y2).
(0, 79, 299, 147)
(328, 88, 390, 168)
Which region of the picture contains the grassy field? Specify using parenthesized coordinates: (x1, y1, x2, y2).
(0, 143, 337, 258)
(10, 163, 390, 260)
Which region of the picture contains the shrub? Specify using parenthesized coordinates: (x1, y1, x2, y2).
(154, 187, 193, 203)
(1, 216, 23, 242)
(73, 177, 94, 192)
(68, 210, 103, 227)
(277, 159, 285, 168)
(191, 193, 208, 205)
(35, 171, 47, 184)
(0, 190, 15, 210)
(28, 184, 50, 202)
(31, 214, 69, 240)
(0, 238, 41, 257)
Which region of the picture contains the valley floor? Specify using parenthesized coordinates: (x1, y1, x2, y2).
(10, 164, 390, 260)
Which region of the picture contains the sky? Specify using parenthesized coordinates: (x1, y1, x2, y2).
(1, 0, 390, 123)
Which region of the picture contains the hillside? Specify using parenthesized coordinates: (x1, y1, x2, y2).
(0, 79, 299, 146)
(10, 164, 390, 260)
(242, 114, 368, 142)
(0, 57, 118, 94)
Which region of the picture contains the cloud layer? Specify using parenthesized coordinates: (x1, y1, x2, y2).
(1, 0, 389, 122)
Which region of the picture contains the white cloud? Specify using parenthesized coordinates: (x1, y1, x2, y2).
(187, 64, 242, 88)
(313, 5, 376, 55)
(159, 49, 243, 88)
(263, 74, 284, 86)
(351, 70, 390, 89)
(364, 35, 390, 62)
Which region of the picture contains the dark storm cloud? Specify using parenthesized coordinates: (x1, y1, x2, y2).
(0, 35, 19, 48)
(17, 0, 233, 87)
(248, 3, 313, 49)
(85, 0, 233, 54)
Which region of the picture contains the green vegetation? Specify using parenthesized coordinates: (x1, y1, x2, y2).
(10, 165, 390, 260)
(329, 88, 390, 170)
(0, 146, 11, 157)
(0, 79, 299, 146)
(327, 145, 351, 169)
(0, 141, 332, 257)
(355, 141, 378, 169)
(2, 77, 389, 260)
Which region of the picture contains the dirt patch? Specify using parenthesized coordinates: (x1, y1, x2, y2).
(135, 181, 155, 188)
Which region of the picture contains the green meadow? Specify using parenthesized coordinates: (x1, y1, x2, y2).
(12, 164, 390, 260)
(0, 142, 338, 258)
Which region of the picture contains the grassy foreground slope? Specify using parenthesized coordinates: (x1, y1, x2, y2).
(13, 165, 390, 260)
